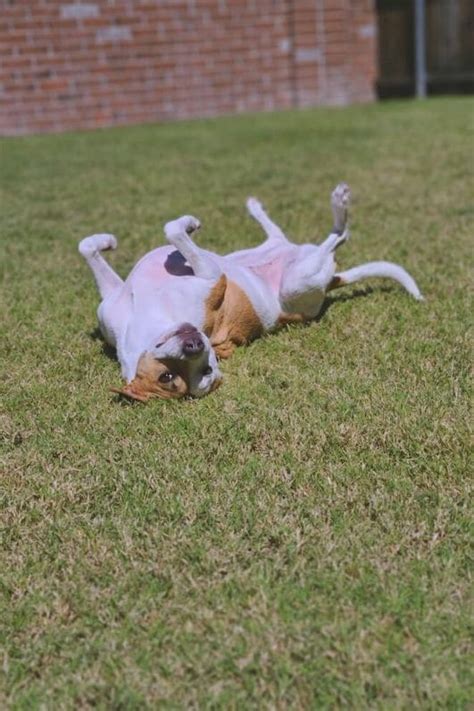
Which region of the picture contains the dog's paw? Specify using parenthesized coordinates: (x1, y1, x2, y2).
(78, 233, 117, 256)
(331, 183, 351, 233)
(331, 183, 351, 211)
(183, 216, 201, 235)
(246, 197, 263, 215)
(165, 215, 201, 238)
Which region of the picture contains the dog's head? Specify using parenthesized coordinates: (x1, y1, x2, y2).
(113, 323, 222, 402)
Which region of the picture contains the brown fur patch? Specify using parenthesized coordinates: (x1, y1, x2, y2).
(112, 353, 189, 402)
(327, 275, 344, 291)
(277, 312, 306, 327)
(203, 276, 264, 359)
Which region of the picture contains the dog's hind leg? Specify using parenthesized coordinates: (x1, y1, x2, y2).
(324, 185, 423, 300)
(331, 182, 351, 235)
(246, 197, 289, 243)
(164, 216, 223, 280)
(317, 183, 351, 255)
(78, 233, 123, 299)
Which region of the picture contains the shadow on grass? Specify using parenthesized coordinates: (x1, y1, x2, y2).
(315, 284, 394, 322)
(90, 328, 117, 362)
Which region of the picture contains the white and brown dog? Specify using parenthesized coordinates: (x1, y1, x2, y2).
(79, 184, 422, 401)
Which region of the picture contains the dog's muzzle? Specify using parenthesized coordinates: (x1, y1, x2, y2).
(175, 323, 205, 357)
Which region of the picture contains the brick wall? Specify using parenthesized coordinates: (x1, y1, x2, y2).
(0, 0, 377, 136)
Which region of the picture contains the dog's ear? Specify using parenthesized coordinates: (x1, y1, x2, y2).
(203, 274, 227, 337)
(110, 355, 189, 402)
(111, 383, 150, 402)
(206, 274, 227, 312)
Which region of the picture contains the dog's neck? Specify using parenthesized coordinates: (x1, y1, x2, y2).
(119, 319, 174, 382)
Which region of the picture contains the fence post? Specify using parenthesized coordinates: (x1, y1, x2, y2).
(414, 0, 427, 97)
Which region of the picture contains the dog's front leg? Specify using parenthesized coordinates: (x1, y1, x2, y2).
(164, 216, 223, 281)
(78, 233, 123, 299)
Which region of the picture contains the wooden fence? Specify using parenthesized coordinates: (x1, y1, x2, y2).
(377, 0, 474, 97)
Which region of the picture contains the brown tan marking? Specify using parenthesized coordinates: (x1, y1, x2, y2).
(112, 353, 189, 402)
(277, 312, 306, 327)
(327, 275, 344, 291)
(203, 275, 264, 359)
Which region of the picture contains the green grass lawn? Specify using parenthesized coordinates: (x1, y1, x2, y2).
(1, 98, 472, 708)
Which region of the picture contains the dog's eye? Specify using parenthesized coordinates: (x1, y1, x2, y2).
(158, 372, 174, 383)
(202, 366, 212, 376)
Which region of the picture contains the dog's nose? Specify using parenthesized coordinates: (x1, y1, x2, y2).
(182, 333, 204, 356)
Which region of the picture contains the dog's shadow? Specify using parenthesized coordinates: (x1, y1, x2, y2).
(90, 328, 117, 361)
(315, 284, 394, 322)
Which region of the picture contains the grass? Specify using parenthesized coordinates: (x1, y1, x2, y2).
(1, 97, 473, 708)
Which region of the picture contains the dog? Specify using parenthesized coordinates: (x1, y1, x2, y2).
(79, 184, 423, 401)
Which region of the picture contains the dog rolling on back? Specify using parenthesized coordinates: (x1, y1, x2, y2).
(79, 184, 423, 400)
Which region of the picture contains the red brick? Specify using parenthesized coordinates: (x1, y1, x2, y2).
(0, 0, 376, 134)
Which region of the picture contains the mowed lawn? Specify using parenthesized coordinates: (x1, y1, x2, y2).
(1, 98, 472, 708)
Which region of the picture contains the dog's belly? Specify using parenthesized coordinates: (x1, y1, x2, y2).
(249, 259, 285, 293)
(225, 242, 296, 295)
(127, 245, 282, 333)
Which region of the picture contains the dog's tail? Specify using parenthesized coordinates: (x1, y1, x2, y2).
(329, 261, 424, 301)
